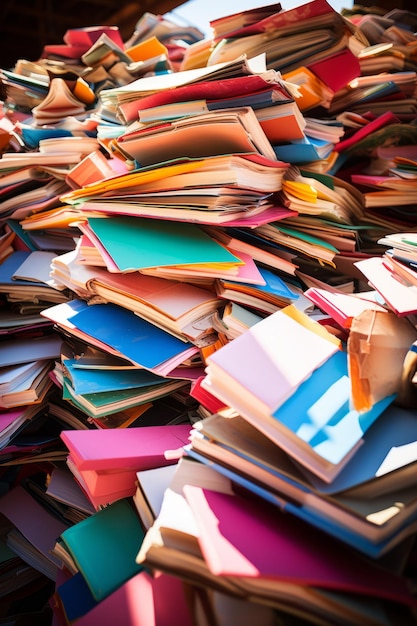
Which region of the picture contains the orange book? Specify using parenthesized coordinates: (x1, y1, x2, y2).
(283, 66, 333, 111)
(126, 36, 167, 62)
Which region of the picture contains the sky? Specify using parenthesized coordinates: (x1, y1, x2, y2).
(167, 0, 353, 38)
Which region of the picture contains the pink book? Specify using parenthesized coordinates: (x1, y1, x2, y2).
(355, 256, 417, 316)
(66, 456, 140, 508)
(0, 407, 32, 434)
(333, 111, 401, 153)
(60, 424, 191, 471)
(184, 485, 417, 607)
(304, 287, 387, 328)
(73, 570, 194, 626)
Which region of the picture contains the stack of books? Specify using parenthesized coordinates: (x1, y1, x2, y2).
(1, 1, 417, 625)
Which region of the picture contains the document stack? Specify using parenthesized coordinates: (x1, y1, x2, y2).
(0, 1, 417, 624)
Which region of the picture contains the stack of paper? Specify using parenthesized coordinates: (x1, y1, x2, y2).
(1, 1, 417, 624)
(40, 299, 200, 378)
(60, 424, 191, 507)
(202, 305, 396, 484)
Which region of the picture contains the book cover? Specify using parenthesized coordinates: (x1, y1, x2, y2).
(60, 498, 144, 602)
(60, 423, 191, 471)
(184, 484, 417, 607)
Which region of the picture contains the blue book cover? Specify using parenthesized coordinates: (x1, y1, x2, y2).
(70, 301, 197, 370)
(0, 250, 33, 285)
(273, 135, 333, 164)
(272, 349, 395, 467)
(63, 359, 167, 395)
(223, 265, 300, 302)
(305, 403, 417, 496)
(56, 571, 97, 622)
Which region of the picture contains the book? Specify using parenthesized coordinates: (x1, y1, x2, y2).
(28, 77, 86, 124)
(61, 154, 289, 207)
(138, 459, 413, 622)
(69, 569, 194, 626)
(60, 423, 191, 472)
(190, 402, 417, 500)
(307, 46, 361, 93)
(184, 441, 417, 560)
(0, 359, 54, 409)
(215, 264, 302, 314)
(207, 344, 394, 482)
(255, 101, 307, 143)
(76, 215, 243, 274)
(40, 299, 200, 377)
(210, 0, 343, 40)
(254, 222, 339, 267)
(382, 253, 417, 289)
(135, 458, 244, 597)
(204, 226, 298, 276)
(0, 250, 69, 304)
(114, 107, 277, 167)
(304, 287, 387, 328)
(333, 110, 401, 153)
(209, 15, 352, 79)
(209, 2, 283, 40)
(0, 361, 48, 395)
(59, 498, 144, 602)
(0, 403, 49, 450)
(100, 53, 268, 114)
(65, 149, 125, 189)
(187, 403, 417, 553)
(354, 255, 417, 316)
(0, 333, 63, 367)
(211, 301, 264, 340)
(59, 362, 189, 418)
(184, 485, 417, 606)
(132, 71, 294, 121)
(53, 570, 97, 623)
(378, 232, 417, 261)
(0, 485, 69, 577)
(204, 303, 340, 417)
(42, 25, 125, 59)
(61, 422, 191, 506)
(282, 65, 334, 111)
(45, 465, 96, 517)
(133, 463, 179, 529)
(273, 135, 335, 164)
(50, 251, 228, 344)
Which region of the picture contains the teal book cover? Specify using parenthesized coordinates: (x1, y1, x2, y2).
(63, 359, 167, 395)
(60, 498, 144, 602)
(86, 215, 241, 272)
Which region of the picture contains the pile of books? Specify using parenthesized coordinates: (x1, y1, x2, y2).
(1, 1, 417, 625)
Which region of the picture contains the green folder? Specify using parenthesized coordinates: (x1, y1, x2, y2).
(86, 215, 241, 272)
(60, 498, 144, 602)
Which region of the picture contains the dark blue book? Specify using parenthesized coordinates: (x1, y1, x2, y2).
(56, 572, 98, 622)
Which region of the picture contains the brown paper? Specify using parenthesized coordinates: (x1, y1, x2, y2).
(347, 309, 417, 412)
